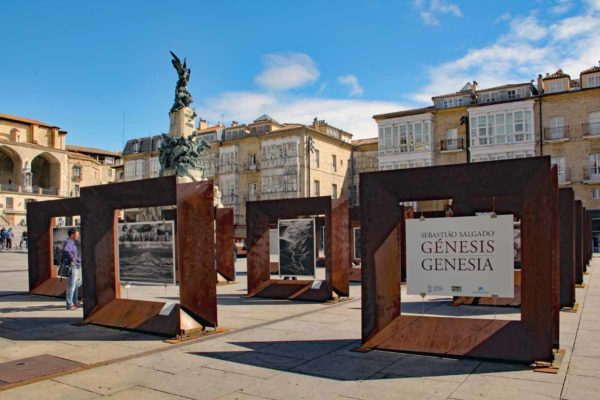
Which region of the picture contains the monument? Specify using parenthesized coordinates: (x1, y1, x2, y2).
(168, 51, 196, 138)
(160, 51, 211, 182)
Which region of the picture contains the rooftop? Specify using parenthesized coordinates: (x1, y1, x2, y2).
(66, 145, 121, 157)
(0, 112, 59, 129)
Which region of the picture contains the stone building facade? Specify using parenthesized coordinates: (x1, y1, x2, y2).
(123, 115, 354, 237)
(0, 113, 122, 225)
(373, 62, 600, 247)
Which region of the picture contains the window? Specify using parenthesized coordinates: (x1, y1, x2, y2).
(108, 168, 113, 177)
(332, 155, 337, 172)
(6, 197, 14, 210)
(470, 108, 534, 146)
(72, 165, 82, 178)
(132, 141, 140, 153)
(589, 111, 600, 136)
(551, 157, 567, 182)
(150, 157, 160, 178)
(547, 81, 564, 93)
(314, 180, 320, 196)
(588, 75, 600, 88)
(548, 116, 565, 139)
(593, 188, 600, 200)
(248, 183, 257, 201)
(74, 184, 80, 197)
(313, 149, 320, 168)
(446, 129, 458, 140)
(332, 184, 338, 199)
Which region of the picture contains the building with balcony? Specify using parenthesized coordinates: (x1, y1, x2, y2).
(373, 61, 600, 243)
(0, 113, 122, 225)
(120, 115, 355, 237)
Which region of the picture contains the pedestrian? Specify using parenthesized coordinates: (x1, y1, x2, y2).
(5, 228, 13, 250)
(0, 227, 5, 249)
(62, 228, 82, 310)
(233, 242, 238, 264)
(20, 231, 28, 249)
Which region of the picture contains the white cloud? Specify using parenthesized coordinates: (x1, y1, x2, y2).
(255, 53, 319, 91)
(337, 74, 364, 96)
(415, 0, 462, 25)
(201, 91, 404, 139)
(507, 15, 547, 42)
(550, 0, 573, 15)
(411, 6, 600, 103)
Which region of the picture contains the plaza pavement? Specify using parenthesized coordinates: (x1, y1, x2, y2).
(0, 249, 598, 399)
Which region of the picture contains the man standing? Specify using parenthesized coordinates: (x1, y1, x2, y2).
(5, 228, 13, 250)
(0, 227, 5, 249)
(62, 228, 82, 310)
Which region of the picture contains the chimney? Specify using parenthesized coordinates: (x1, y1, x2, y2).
(471, 81, 478, 92)
(537, 74, 544, 93)
(198, 119, 208, 130)
(231, 120, 238, 127)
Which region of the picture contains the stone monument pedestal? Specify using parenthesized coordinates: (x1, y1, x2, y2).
(169, 107, 196, 137)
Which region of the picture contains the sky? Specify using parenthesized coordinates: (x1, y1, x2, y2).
(1, 0, 600, 151)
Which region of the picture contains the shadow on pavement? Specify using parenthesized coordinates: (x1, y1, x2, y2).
(189, 339, 531, 381)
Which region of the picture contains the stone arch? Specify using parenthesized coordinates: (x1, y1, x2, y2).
(0, 145, 23, 187)
(31, 152, 61, 194)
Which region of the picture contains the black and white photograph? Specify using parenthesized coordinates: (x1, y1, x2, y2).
(117, 221, 176, 285)
(52, 226, 80, 266)
(269, 228, 279, 263)
(278, 218, 316, 277)
(353, 227, 361, 260)
(514, 220, 521, 269)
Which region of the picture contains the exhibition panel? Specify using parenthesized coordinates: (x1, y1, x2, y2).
(359, 157, 559, 363)
(27, 197, 84, 297)
(246, 196, 349, 302)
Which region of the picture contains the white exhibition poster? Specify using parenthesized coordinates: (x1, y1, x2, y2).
(406, 214, 514, 298)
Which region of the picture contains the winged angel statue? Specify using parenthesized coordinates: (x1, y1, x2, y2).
(170, 51, 194, 113)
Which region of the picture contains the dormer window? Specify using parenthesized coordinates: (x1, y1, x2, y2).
(588, 75, 600, 88)
(547, 81, 564, 93)
(132, 141, 140, 153)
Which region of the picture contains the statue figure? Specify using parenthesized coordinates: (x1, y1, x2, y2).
(169, 51, 195, 115)
(159, 133, 211, 181)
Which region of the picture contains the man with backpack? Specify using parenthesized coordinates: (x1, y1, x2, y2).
(62, 228, 82, 310)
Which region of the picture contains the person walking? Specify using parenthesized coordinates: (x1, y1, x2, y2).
(62, 228, 82, 310)
(5, 228, 13, 250)
(0, 227, 5, 250)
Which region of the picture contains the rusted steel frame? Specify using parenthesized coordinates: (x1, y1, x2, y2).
(216, 207, 235, 282)
(575, 201, 583, 284)
(360, 157, 558, 362)
(27, 197, 84, 296)
(80, 177, 217, 335)
(559, 188, 576, 308)
(246, 196, 349, 301)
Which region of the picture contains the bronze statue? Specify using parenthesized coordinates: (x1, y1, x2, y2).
(159, 133, 211, 180)
(170, 51, 194, 114)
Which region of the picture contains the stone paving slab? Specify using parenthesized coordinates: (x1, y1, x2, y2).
(1, 251, 600, 399)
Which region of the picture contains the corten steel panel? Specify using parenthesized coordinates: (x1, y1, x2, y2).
(331, 199, 350, 297)
(559, 189, 576, 308)
(349, 206, 362, 282)
(575, 201, 584, 284)
(79, 177, 217, 335)
(360, 157, 558, 362)
(26, 197, 84, 296)
(246, 196, 349, 301)
(80, 177, 177, 318)
(583, 207, 588, 273)
(177, 181, 217, 327)
(216, 207, 235, 282)
(550, 165, 560, 349)
(587, 209, 592, 268)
